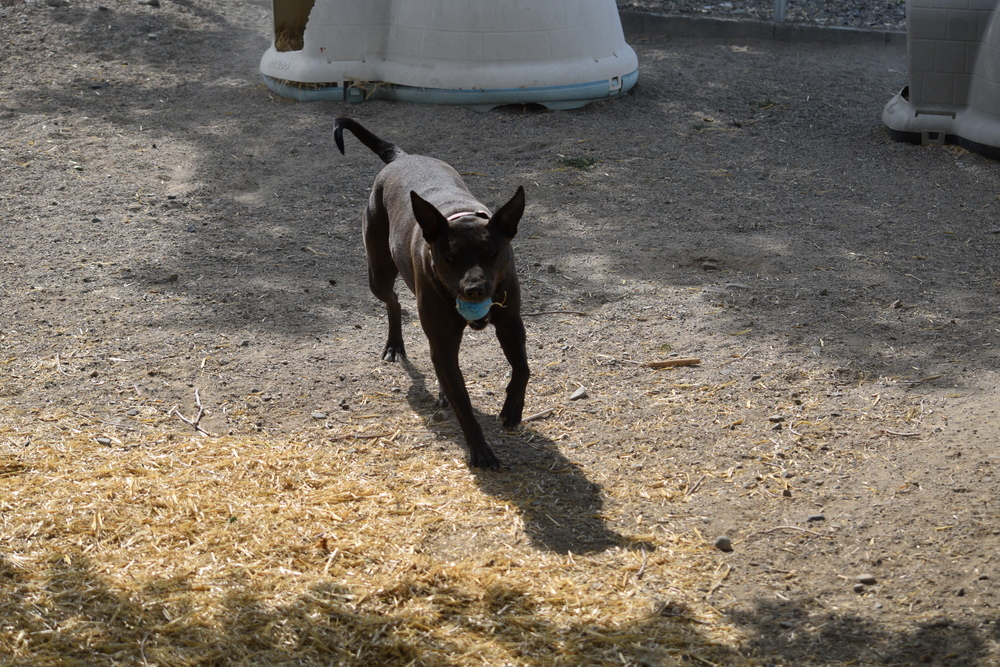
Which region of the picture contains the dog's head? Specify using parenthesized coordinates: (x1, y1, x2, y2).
(410, 187, 525, 328)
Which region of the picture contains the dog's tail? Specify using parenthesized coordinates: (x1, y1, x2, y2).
(334, 117, 405, 164)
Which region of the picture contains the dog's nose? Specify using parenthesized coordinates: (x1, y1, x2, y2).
(462, 284, 487, 301)
(460, 269, 489, 301)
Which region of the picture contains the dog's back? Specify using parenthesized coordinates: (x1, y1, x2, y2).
(336, 117, 490, 234)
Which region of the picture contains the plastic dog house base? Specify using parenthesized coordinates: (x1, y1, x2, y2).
(882, 0, 1000, 160)
(260, 0, 638, 111)
(884, 88, 1000, 161)
(260, 71, 639, 112)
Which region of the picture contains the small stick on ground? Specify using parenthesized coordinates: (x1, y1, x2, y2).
(748, 525, 832, 539)
(688, 474, 707, 495)
(720, 347, 755, 366)
(172, 389, 214, 437)
(524, 310, 588, 317)
(643, 357, 702, 368)
(594, 355, 701, 368)
(522, 407, 555, 423)
(328, 431, 394, 441)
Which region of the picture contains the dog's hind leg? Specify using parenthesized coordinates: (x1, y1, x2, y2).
(363, 207, 406, 362)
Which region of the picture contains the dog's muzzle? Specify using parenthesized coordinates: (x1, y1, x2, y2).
(456, 298, 492, 329)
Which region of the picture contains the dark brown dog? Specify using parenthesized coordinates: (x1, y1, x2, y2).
(334, 118, 529, 470)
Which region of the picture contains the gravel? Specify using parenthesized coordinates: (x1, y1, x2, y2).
(616, 0, 906, 30)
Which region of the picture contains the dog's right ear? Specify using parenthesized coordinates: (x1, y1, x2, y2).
(410, 191, 448, 243)
(489, 186, 525, 239)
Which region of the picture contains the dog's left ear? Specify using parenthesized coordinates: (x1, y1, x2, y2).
(410, 191, 448, 243)
(489, 186, 525, 239)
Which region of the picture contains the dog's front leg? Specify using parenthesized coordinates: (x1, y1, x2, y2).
(424, 320, 502, 470)
(494, 313, 529, 428)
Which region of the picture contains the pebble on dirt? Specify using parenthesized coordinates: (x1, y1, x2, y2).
(714, 535, 733, 552)
(570, 386, 588, 400)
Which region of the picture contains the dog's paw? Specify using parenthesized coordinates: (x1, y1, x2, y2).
(499, 400, 524, 429)
(469, 447, 503, 471)
(381, 344, 406, 362)
(500, 414, 522, 430)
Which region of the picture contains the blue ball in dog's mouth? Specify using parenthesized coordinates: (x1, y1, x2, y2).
(455, 298, 492, 322)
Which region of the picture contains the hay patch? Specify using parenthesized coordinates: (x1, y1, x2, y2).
(1, 410, 747, 665)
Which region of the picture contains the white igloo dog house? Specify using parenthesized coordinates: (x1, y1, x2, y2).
(883, 0, 1000, 159)
(260, 0, 638, 111)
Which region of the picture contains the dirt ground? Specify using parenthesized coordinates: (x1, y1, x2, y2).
(2, 1, 999, 665)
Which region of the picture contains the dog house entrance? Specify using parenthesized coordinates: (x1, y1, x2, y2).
(274, 0, 313, 52)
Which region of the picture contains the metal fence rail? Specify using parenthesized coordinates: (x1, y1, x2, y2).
(774, 0, 787, 21)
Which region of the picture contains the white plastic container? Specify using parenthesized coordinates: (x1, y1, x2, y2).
(260, 0, 638, 110)
(883, 0, 1000, 159)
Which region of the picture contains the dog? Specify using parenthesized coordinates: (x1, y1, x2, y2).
(334, 118, 529, 470)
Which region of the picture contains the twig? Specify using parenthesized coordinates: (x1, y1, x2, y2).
(643, 357, 702, 368)
(595, 354, 701, 368)
(688, 474, 706, 495)
(720, 347, 755, 366)
(523, 310, 588, 317)
(636, 546, 648, 580)
(884, 429, 921, 437)
(172, 389, 214, 437)
(139, 631, 152, 667)
(708, 563, 731, 596)
(328, 431, 394, 441)
(522, 407, 555, 423)
(748, 525, 832, 539)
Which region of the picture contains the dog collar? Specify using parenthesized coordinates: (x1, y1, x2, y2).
(446, 210, 490, 222)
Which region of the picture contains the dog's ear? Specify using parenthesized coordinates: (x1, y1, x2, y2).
(410, 191, 448, 243)
(489, 186, 525, 239)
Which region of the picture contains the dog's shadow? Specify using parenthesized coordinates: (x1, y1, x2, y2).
(401, 359, 636, 555)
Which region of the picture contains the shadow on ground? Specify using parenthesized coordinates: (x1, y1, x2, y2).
(400, 357, 629, 555)
(3, 552, 997, 665)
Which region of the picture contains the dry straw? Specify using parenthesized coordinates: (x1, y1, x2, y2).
(1, 403, 749, 666)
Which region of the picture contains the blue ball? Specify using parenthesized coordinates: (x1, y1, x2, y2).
(455, 298, 492, 321)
